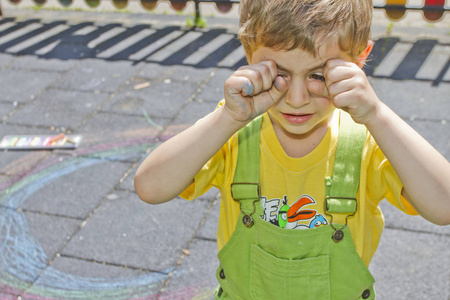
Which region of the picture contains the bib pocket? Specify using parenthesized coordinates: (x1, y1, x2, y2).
(249, 244, 331, 300)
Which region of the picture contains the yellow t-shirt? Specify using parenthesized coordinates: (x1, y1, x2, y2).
(181, 109, 417, 266)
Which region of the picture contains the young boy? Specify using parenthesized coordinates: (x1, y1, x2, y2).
(135, 0, 450, 299)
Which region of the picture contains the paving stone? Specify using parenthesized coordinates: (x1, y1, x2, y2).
(0, 207, 46, 288)
(159, 123, 192, 142)
(0, 291, 17, 300)
(196, 199, 220, 241)
(50, 58, 141, 93)
(138, 62, 214, 84)
(161, 239, 218, 300)
(370, 79, 450, 122)
(405, 119, 450, 160)
(116, 154, 150, 193)
(8, 88, 109, 131)
(22, 211, 81, 260)
(0, 102, 16, 120)
(0, 174, 12, 187)
(197, 187, 220, 202)
(72, 111, 167, 162)
(0, 69, 60, 103)
(379, 200, 450, 235)
(195, 68, 234, 103)
(61, 191, 209, 272)
(21, 157, 131, 218)
(171, 99, 217, 125)
(7, 55, 78, 72)
(0, 53, 16, 67)
(26, 255, 167, 300)
(370, 228, 450, 300)
(80, 111, 168, 136)
(117, 158, 142, 193)
(0, 123, 56, 138)
(103, 78, 199, 118)
(0, 124, 54, 178)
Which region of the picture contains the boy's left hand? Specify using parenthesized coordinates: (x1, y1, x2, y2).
(324, 59, 380, 124)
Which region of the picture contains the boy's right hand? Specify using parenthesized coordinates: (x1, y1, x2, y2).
(224, 60, 288, 123)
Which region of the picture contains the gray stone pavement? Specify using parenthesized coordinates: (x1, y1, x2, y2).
(0, 2, 449, 300)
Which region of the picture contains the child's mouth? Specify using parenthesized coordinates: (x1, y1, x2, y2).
(282, 113, 314, 125)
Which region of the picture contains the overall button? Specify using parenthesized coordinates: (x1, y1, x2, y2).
(217, 287, 223, 297)
(242, 214, 254, 228)
(362, 289, 371, 299)
(332, 229, 344, 242)
(219, 269, 226, 279)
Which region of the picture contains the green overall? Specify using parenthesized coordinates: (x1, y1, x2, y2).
(215, 112, 376, 300)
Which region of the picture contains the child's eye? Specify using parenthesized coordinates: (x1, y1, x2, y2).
(311, 73, 325, 81)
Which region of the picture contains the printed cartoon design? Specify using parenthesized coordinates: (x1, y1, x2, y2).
(261, 195, 329, 229)
(309, 214, 328, 228)
(278, 197, 290, 228)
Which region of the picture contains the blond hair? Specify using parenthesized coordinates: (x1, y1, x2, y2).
(239, 0, 372, 60)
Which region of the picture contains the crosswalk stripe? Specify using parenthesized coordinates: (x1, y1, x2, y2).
(0, 17, 448, 83)
(87, 27, 127, 49)
(443, 65, 450, 82)
(0, 22, 16, 32)
(35, 39, 60, 55)
(147, 31, 203, 62)
(416, 45, 450, 80)
(6, 24, 70, 54)
(182, 33, 235, 65)
(97, 28, 156, 58)
(373, 42, 413, 77)
(73, 25, 98, 36)
(219, 44, 245, 67)
(0, 23, 43, 46)
(129, 29, 184, 61)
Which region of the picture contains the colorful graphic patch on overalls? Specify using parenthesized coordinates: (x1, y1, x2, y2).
(260, 195, 329, 229)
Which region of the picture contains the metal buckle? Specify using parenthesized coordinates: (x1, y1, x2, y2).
(231, 183, 260, 228)
(324, 196, 357, 243)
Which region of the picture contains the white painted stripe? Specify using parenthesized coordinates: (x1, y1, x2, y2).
(219, 45, 246, 67)
(97, 28, 156, 58)
(373, 42, 413, 77)
(129, 30, 184, 61)
(73, 25, 98, 36)
(0, 23, 43, 46)
(416, 45, 450, 80)
(443, 65, 450, 82)
(35, 40, 60, 55)
(87, 27, 127, 49)
(182, 33, 235, 65)
(0, 22, 16, 32)
(148, 31, 203, 62)
(6, 24, 69, 53)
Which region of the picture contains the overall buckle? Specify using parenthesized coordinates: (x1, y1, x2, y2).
(324, 196, 357, 243)
(231, 183, 260, 228)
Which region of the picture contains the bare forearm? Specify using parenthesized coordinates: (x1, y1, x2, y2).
(134, 106, 245, 204)
(365, 102, 450, 225)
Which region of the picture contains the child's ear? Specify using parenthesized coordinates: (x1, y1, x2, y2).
(357, 40, 373, 68)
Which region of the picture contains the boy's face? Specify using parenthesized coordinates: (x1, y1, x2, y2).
(249, 42, 359, 139)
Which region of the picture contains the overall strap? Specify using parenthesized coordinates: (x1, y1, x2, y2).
(325, 111, 367, 215)
(231, 116, 262, 213)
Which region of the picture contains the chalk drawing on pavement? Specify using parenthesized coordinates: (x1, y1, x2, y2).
(0, 132, 216, 299)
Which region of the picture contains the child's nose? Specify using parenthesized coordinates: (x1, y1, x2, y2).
(285, 80, 310, 108)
